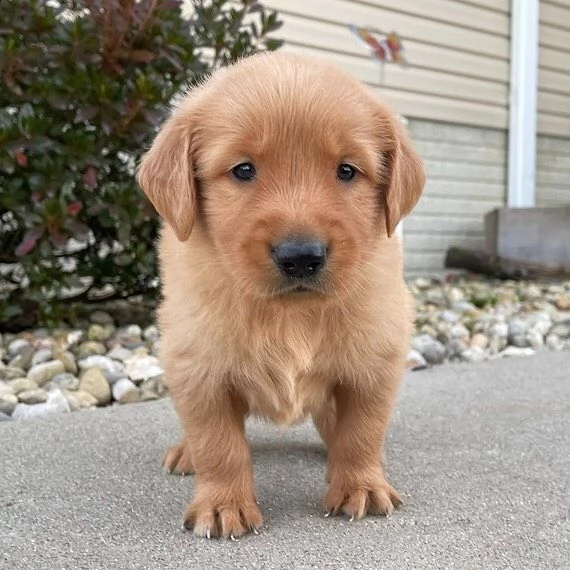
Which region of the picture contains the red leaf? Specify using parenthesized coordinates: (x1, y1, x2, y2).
(15, 237, 37, 257)
(15, 150, 28, 167)
(128, 50, 156, 63)
(48, 228, 68, 249)
(15, 226, 45, 257)
(162, 0, 181, 9)
(67, 200, 83, 216)
(84, 166, 97, 189)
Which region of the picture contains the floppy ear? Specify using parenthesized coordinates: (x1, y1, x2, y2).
(380, 117, 426, 237)
(136, 108, 197, 242)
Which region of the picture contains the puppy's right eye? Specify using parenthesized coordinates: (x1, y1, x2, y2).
(231, 162, 256, 182)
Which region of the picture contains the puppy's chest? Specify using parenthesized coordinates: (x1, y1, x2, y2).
(244, 333, 330, 425)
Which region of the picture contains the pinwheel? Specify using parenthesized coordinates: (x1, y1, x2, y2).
(348, 24, 408, 83)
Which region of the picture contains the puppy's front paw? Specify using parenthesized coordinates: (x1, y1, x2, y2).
(162, 441, 194, 475)
(183, 492, 263, 539)
(324, 472, 402, 520)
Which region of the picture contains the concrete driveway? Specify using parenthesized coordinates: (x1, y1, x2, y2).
(1, 351, 569, 569)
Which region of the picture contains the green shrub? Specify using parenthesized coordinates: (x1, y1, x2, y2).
(0, 0, 282, 329)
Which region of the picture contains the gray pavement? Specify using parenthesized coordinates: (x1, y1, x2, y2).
(1, 351, 569, 569)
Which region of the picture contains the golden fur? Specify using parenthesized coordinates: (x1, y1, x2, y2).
(136, 51, 425, 539)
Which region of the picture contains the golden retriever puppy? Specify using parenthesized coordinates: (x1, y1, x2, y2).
(136, 51, 425, 539)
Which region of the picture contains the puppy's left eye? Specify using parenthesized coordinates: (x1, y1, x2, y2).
(336, 164, 357, 182)
(232, 162, 256, 182)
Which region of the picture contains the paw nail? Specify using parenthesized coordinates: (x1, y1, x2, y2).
(251, 526, 259, 535)
(206, 529, 211, 539)
(230, 534, 238, 542)
(349, 516, 355, 522)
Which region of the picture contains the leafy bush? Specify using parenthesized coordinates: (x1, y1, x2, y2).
(0, 0, 282, 329)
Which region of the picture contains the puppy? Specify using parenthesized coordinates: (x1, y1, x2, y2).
(137, 51, 425, 539)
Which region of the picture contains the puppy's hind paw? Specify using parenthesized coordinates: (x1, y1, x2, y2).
(162, 440, 195, 475)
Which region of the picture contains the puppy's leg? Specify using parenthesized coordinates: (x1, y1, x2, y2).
(324, 363, 402, 520)
(312, 398, 337, 451)
(163, 439, 194, 475)
(313, 400, 337, 484)
(172, 384, 262, 539)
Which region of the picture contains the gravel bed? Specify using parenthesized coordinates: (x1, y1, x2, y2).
(0, 313, 164, 422)
(1, 275, 569, 421)
(406, 275, 570, 369)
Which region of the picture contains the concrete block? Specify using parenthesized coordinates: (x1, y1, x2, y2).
(485, 206, 570, 264)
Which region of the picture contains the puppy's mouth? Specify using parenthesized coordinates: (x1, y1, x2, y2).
(272, 280, 326, 297)
(287, 284, 317, 294)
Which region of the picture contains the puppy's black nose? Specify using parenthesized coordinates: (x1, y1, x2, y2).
(271, 239, 327, 279)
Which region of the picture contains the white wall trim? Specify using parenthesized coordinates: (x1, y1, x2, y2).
(507, 0, 539, 208)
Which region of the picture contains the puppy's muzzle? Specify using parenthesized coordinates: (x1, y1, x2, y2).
(271, 238, 327, 280)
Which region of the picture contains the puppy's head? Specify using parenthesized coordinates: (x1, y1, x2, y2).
(137, 52, 425, 301)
